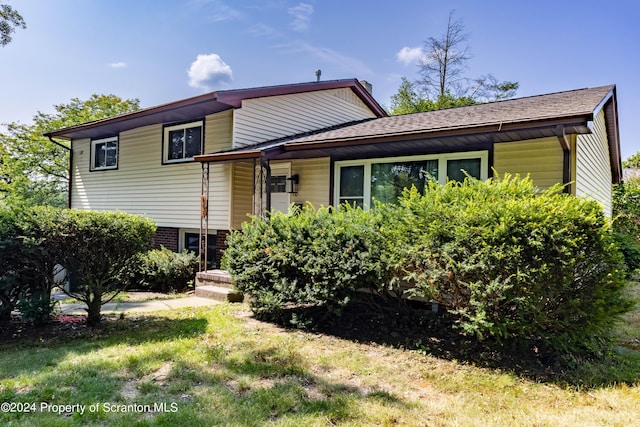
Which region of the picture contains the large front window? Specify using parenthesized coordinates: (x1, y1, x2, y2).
(335, 152, 488, 208)
(163, 121, 203, 163)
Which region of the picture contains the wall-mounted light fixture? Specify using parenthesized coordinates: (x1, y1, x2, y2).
(287, 174, 299, 195)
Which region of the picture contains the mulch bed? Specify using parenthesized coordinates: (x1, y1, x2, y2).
(1, 313, 93, 343)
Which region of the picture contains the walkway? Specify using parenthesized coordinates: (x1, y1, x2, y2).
(55, 295, 221, 316)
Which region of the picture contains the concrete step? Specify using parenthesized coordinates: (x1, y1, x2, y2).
(196, 269, 233, 287)
(194, 285, 244, 303)
(195, 269, 243, 302)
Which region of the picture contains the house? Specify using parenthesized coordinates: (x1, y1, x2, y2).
(45, 80, 621, 268)
(45, 79, 386, 266)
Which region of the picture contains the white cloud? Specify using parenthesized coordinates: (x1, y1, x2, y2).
(397, 46, 425, 66)
(108, 62, 127, 69)
(187, 54, 233, 91)
(288, 3, 313, 32)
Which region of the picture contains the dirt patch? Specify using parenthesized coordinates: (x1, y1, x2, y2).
(143, 363, 172, 385)
(0, 314, 91, 343)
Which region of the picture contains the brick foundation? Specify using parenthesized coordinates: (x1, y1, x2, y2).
(151, 227, 179, 251)
(214, 230, 230, 266)
(150, 227, 229, 268)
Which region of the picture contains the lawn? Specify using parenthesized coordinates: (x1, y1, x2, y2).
(1, 289, 640, 426)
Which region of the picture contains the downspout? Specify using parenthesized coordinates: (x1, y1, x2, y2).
(48, 136, 72, 208)
(554, 126, 572, 194)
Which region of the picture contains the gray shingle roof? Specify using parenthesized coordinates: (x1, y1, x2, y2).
(282, 85, 615, 144)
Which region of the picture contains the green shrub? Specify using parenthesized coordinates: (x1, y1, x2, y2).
(30, 207, 156, 325)
(10, 206, 69, 324)
(222, 204, 392, 321)
(0, 208, 22, 320)
(382, 175, 631, 355)
(613, 232, 640, 274)
(128, 246, 198, 292)
(612, 180, 640, 273)
(0, 206, 59, 323)
(16, 293, 56, 325)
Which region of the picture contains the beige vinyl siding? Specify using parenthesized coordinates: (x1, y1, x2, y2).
(493, 137, 564, 189)
(291, 157, 331, 208)
(233, 88, 377, 148)
(230, 161, 254, 229)
(205, 109, 233, 152)
(575, 109, 613, 217)
(71, 110, 234, 229)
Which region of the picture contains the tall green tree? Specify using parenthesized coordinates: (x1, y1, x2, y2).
(0, 3, 25, 46)
(0, 94, 140, 207)
(622, 151, 640, 169)
(390, 77, 476, 115)
(391, 11, 518, 115)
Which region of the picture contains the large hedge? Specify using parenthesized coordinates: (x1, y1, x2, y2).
(0, 207, 156, 325)
(222, 204, 392, 320)
(382, 176, 631, 354)
(38, 208, 156, 325)
(224, 175, 631, 356)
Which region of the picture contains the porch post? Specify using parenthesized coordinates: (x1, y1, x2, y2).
(199, 162, 210, 273)
(263, 157, 272, 214)
(253, 156, 271, 218)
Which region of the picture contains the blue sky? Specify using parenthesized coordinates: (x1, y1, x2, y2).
(2, 0, 639, 158)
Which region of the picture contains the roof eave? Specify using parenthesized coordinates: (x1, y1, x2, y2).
(194, 150, 262, 163)
(601, 87, 622, 183)
(281, 115, 593, 152)
(44, 79, 387, 141)
(44, 91, 224, 139)
(215, 79, 387, 117)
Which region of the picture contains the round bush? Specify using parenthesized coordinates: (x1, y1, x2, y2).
(383, 175, 631, 354)
(222, 204, 391, 319)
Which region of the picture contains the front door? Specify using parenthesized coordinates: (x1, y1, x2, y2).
(270, 163, 291, 213)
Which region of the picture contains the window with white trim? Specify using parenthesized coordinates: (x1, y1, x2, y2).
(334, 151, 488, 208)
(163, 121, 203, 163)
(90, 137, 118, 171)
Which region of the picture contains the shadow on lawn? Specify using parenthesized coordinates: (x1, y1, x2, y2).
(0, 314, 208, 375)
(257, 299, 640, 389)
(165, 344, 410, 426)
(1, 313, 208, 344)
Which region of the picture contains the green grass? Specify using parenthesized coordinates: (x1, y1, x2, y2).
(1, 298, 640, 426)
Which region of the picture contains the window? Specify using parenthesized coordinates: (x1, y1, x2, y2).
(184, 232, 217, 269)
(335, 152, 488, 208)
(339, 165, 365, 207)
(371, 160, 438, 205)
(270, 175, 287, 193)
(91, 137, 118, 170)
(446, 158, 481, 182)
(163, 121, 203, 163)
